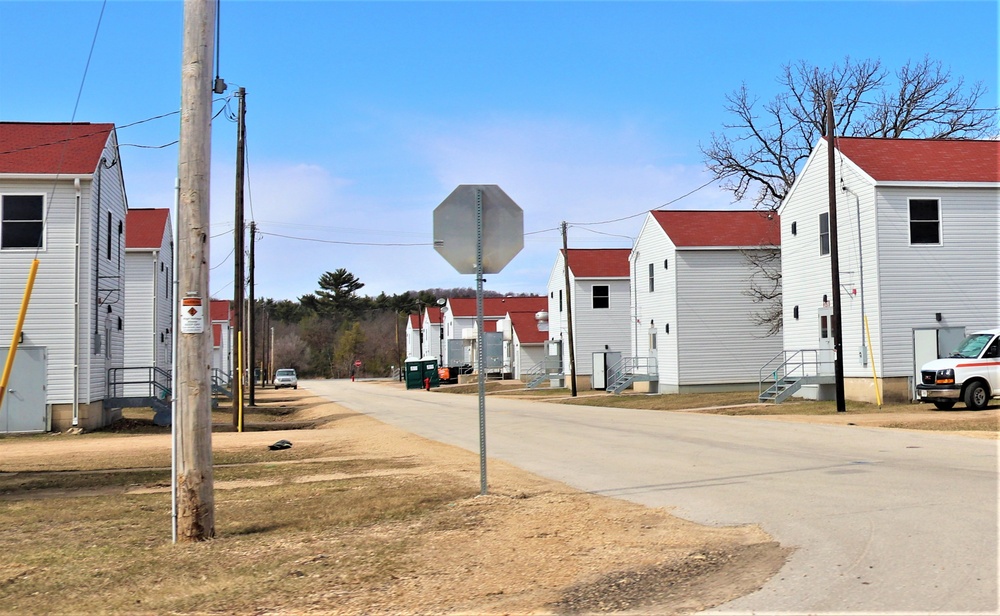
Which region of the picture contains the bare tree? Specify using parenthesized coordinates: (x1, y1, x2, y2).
(703, 56, 997, 333)
(703, 56, 996, 212)
(743, 247, 782, 337)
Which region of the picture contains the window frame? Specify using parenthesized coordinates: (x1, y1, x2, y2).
(1, 194, 45, 250)
(592, 284, 610, 309)
(908, 198, 941, 245)
(818, 212, 830, 256)
(648, 263, 654, 292)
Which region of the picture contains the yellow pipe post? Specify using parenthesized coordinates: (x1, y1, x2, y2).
(237, 330, 244, 432)
(0, 259, 40, 409)
(864, 315, 882, 408)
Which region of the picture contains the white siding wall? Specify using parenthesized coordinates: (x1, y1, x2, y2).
(780, 144, 840, 368)
(0, 179, 79, 403)
(123, 230, 173, 379)
(512, 331, 544, 379)
(88, 141, 127, 402)
(123, 251, 155, 369)
(675, 249, 782, 384)
(546, 253, 567, 370)
(876, 186, 1000, 374)
(571, 277, 631, 375)
(154, 220, 173, 371)
(632, 216, 678, 387)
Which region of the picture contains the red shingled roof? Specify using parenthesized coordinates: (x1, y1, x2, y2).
(0, 122, 115, 174)
(425, 306, 443, 324)
(448, 296, 547, 318)
(563, 248, 631, 278)
(125, 209, 169, 249)
(649, 210, 780, 247)
(508, 311, 547, 344)
(830, 137, 1000, 183)
(210, 299, 230, 322)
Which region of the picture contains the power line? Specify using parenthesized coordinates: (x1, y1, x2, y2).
(0, 98, 232, 157)
(258, 230, 430, 247)
(567, 177, 719, 227)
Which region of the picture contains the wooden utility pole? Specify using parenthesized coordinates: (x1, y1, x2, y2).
(248, 220, 256, 406)
(561, 222, 577, 396)
(826, 89, 847, 413)
(232, 87, 246, 427)
(176, 0, 216, 541)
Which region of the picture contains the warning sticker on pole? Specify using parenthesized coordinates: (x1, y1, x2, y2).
(180, 297, 204, 334)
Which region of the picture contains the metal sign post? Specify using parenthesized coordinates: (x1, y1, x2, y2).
(475, 188, 487, 495)
(434, 185, 523, 496)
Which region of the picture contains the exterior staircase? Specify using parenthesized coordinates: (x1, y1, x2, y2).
(212, 369, 233, 404)
(106, 366, 173, 426)
(523, 355, 564, 389)
(607, 356, 658, 394)
(758, 350, 836, 403)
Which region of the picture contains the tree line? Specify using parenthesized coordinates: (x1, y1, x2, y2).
(247, 268, 537, 379)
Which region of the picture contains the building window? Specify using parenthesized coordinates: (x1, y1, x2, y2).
(107, 212, 112, 260)
(909, 199, 940, 245)
(1, 195, 44, 248)
(592, 285, 609, 309)
(649, 331, 657, 350)
(559, 289, 563, 312)
(819, 212, 830, 255)
(648, 263, 654, 292)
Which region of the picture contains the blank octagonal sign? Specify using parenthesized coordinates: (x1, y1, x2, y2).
(433, 184, 524, 275)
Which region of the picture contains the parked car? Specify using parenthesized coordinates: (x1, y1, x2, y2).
(274, 368, 298, 389)
(916, 329, 999, 410)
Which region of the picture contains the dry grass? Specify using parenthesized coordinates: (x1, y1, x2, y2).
(0, 451, 473, 614)
(0, 387, 786, 615)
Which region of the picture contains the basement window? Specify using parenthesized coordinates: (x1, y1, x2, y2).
(1, 195, 44, 249)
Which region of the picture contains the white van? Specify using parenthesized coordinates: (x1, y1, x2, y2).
(916, 329, 999, 410)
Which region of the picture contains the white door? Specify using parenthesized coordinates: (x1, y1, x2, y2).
(817, 308, 834, 375)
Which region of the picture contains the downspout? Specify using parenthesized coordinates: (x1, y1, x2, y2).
(631, 249, 639, 359)
(73, 178, 82, 426)
(152, 249, 159, 369)
(93, 160, 103, 386)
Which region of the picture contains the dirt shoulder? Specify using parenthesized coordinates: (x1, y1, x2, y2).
(0, 388, 790, 615)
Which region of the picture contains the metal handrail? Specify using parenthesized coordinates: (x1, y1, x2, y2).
(606, 355, 658, 393)
(758, 349, 831, 399)
(107, 366, 172, 399)
(522, 355, 563, 380)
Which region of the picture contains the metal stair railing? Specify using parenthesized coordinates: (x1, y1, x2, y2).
(211, 369, 233, 399)
(106, 366, 174, 426)
(523, 355, 563, 389)
(758, 349, 830, 403)
(607, 356, 658, 394)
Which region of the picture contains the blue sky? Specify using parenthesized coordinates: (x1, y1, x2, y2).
(1, 1, 997, 302)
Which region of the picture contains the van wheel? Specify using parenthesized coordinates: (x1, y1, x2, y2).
(933, 401, 955, 410)
(963, 381, 989, 410)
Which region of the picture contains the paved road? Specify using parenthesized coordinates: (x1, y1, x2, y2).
(304, 379, 998, 614)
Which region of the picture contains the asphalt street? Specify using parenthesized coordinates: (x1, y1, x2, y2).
(304, 378, 998, 614)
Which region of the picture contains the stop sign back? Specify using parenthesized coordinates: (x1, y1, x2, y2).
(433, 185, 523, 274)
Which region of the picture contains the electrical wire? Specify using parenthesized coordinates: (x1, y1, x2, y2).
(36, 0, 107, 260)
(258, 230, 431, 247)
(567, 177, 719, 227)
